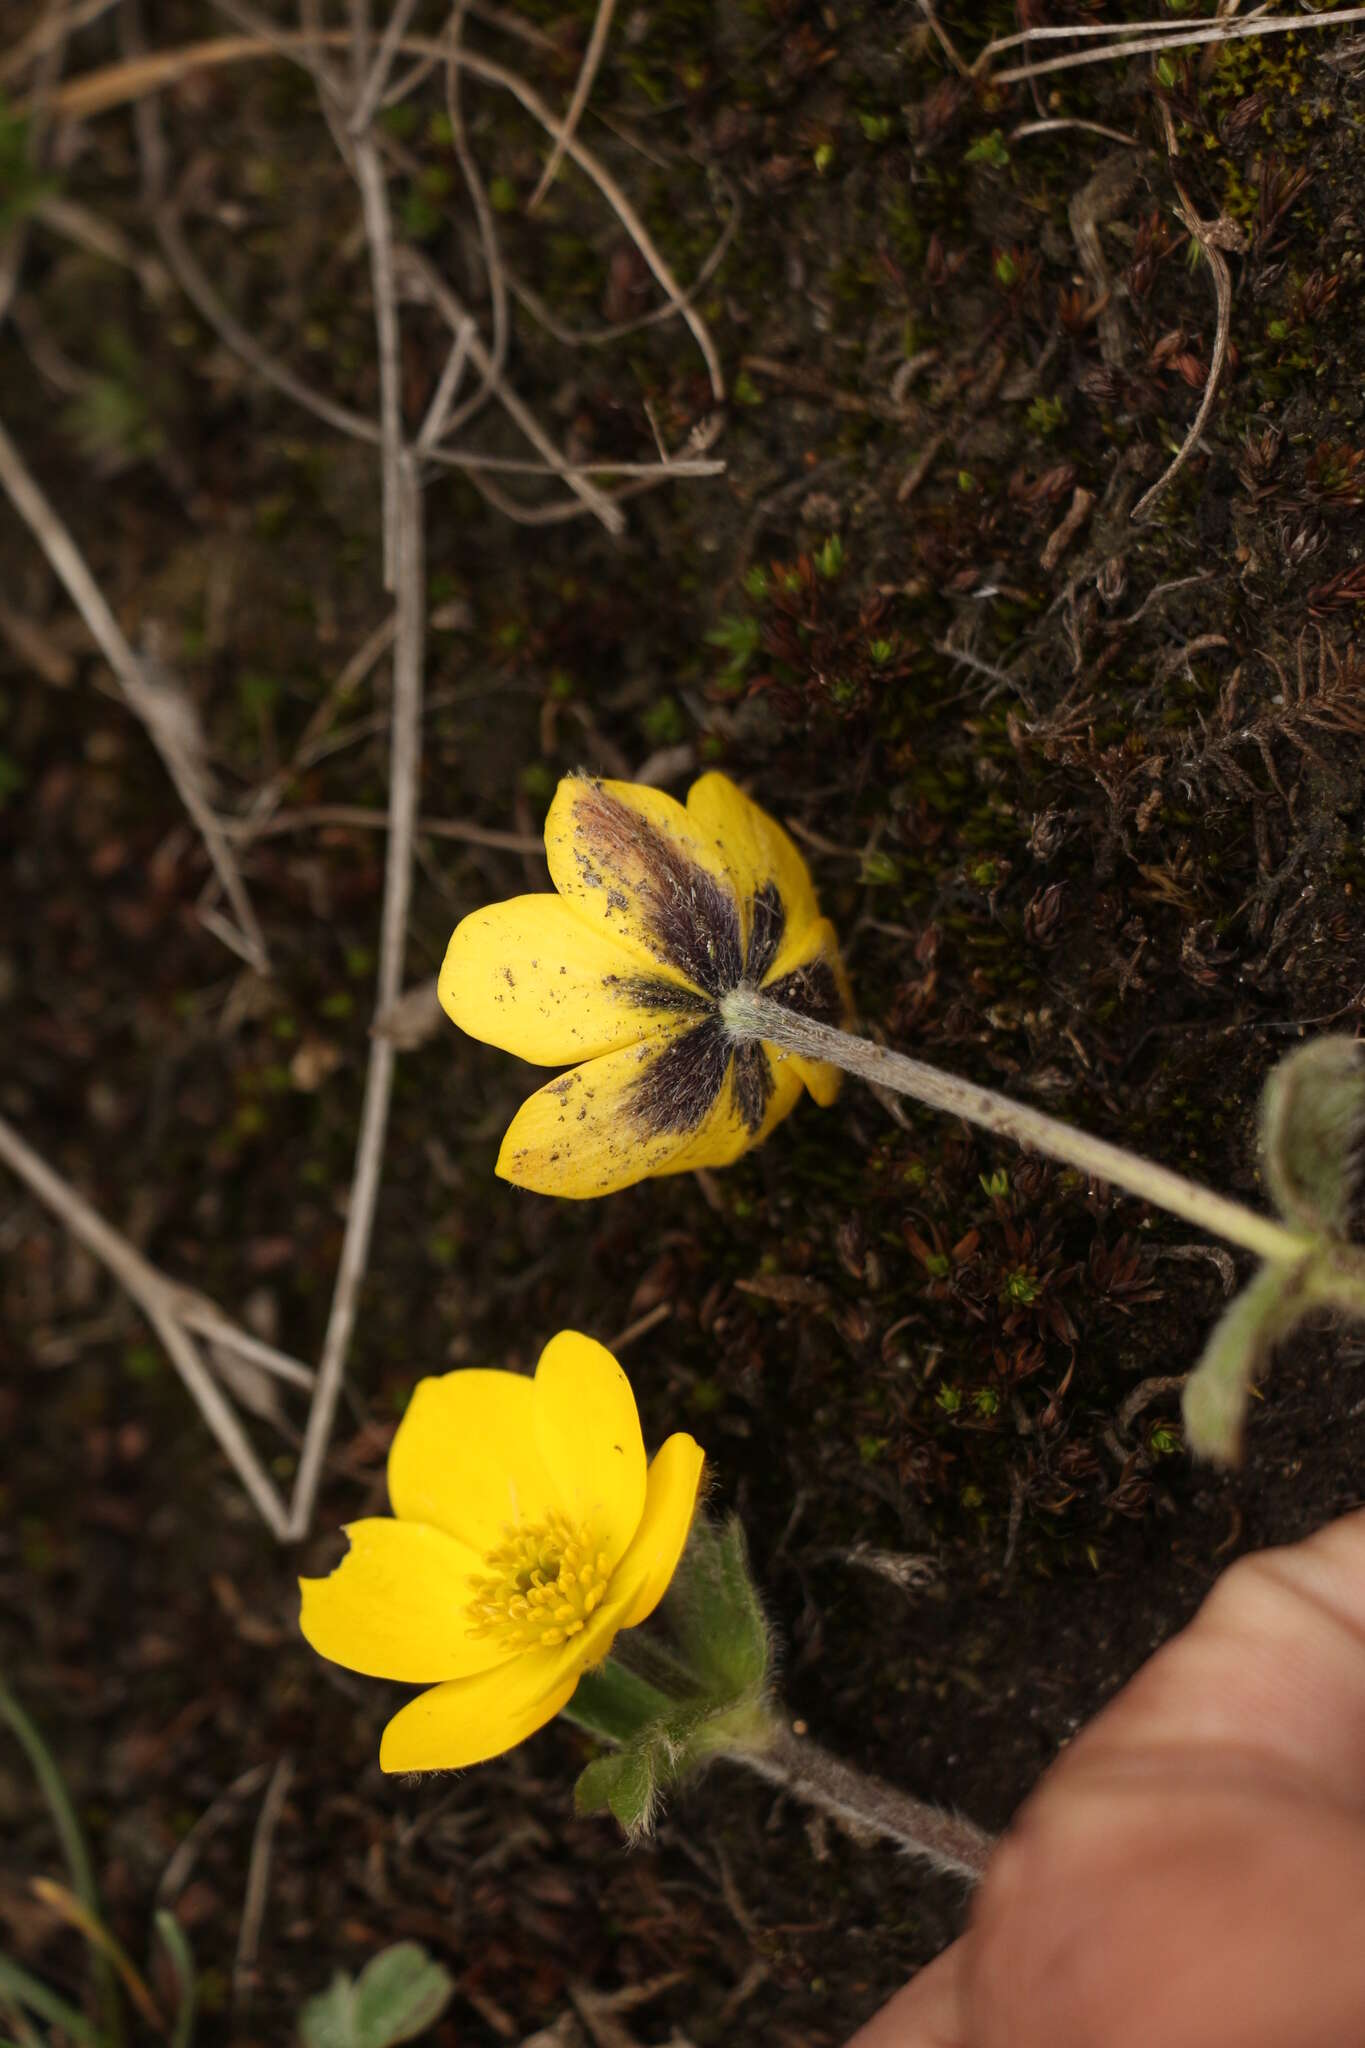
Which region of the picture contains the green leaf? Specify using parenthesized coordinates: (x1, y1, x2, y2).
(573, 1748, 658, 1835)
(351, 1944, 454, 2048)
(1260, 1036, 1365, 1239)
(0, 1953, 100, 2044)
(0, 1681, 121, 2046)
(299, 1969, 356, 2048)
(1182, 1261, 1309, 1467)
(662, 1516, 772, 1698)
(154, 1910, 197, 2048)
(964, 129, 1010, 170)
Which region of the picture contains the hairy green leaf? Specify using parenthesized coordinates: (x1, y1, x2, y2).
(1261, 1036, 1365, 1239)
(574, 1748, 659, 1836)
(351, 1944, 454, 2047)
(298, 1969, 356, 2048)
(1182, 1261, 1309, 1467)
(662, 1515, 772, 1698)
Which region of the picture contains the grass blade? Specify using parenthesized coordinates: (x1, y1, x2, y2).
(154, 1910, 197, 2048)
(0, 1679, 122, 2045)
(0, 1953, 100, 2044)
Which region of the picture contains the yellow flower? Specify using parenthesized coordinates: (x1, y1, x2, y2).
(298, 1332, 705, 1773)
(439, 772, 849, 1196)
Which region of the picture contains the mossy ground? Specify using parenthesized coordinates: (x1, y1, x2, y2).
(5, 2, 1365, 2041)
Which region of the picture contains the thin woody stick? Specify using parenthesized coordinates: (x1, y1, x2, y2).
(527, 0, 617, 210)
(38, 31, 727, 402)
(288, 457, 425, 1540)
(0, 418, 270, 973)
(0, 1112, 293, 1539)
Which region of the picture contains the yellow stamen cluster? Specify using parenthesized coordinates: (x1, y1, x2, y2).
(466, 1510, 612, 1652)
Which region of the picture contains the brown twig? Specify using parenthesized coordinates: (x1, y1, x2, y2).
(0, 1112, 297, 1540)
(1131, 183, 1242, 525)
(232, 1755, 295, 2011)
(0, 418, 270, 971)
(981, 9, 1365, 87)
(40, 32, 726, 403)
(222, 802, 542, 853)
(527, 0, 617, 210)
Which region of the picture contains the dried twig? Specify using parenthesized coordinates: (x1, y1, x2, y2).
(40, 32, 726, 402)
(1131, 183, 1242, 525)
(528, 0, 617, 210)
(403, 248, 624, 533)
(437, 1, 510, 443)
(981, 8, 1365, 87)
(0, 0, 120, 86)
(0, 418, 270, 971)
(289, 456, 425, 1541)
(354, 140, 404, 586)
(222, 801, 541, 852)
(348, 0, 420, 132)
(0, 1112, 298, 1540)
(232, 1755, 295, 2011)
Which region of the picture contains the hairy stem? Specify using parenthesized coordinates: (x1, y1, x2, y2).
(738, 1723, 995, 1884)
(724, 992, 1312, 1267)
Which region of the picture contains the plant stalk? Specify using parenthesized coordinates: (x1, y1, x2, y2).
(738, 1723, 995, 1884)
(726, 993, 1313, 1267)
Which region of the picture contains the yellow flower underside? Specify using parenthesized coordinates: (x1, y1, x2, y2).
(298, 1332, 705, 1773)
(440, 772, 848, 1197)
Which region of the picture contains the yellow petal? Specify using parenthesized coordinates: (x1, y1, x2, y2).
(299, 1518, 507, 1683)
(379, 1645, 584, 1773)
(439, 895, 688, 1065)
(531, 1332, 646, 1567)
(494, 1027, 714, 1198)
(760, 915, 849, 1106)
(610, 1432, 707, 1631)
(787, 1049, 841, 1109)
(685, 771, 821, 974)
(544, 776, 742, 993)
(388, 1370, 559, 1550)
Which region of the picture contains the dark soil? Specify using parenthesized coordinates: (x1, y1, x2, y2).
(5, 2, 1365, 2042)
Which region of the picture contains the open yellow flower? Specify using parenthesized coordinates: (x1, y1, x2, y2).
(439, 771, 849, 1196)
(298, 1333, 704, 1773)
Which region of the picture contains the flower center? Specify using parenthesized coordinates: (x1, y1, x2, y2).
(466, 1510, 611, 1652)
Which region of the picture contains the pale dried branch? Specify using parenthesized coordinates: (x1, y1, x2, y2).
(436, 1, 511, 444)
(288, 455, 426, 1541)
(0, 417, 270, 971)
(349, 0, 420, 132)
(354, 139, 404, 586)
(41, 31, 727, 405)
(31, 191, 172, 296)
(505, 181, 739, 352)
(156, 207, 378, 444)
(232, 1755, 295, 2012)
(0, 0, 120, 87)
(527, 0, 617, 211)
(0, 1111, 298, 1540)
(222, 801, 541, 852)
(982, 8, 1365, 87)
(403, 246, 625, 533)
(1131, 185, 1242, 525)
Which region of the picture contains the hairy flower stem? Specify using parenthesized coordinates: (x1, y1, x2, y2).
(738, 1723, 995, 1883)
(723, 992, 1313, 1267)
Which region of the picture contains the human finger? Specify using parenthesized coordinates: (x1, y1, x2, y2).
(966, 1506, 1365, 2048)
(845, 1935, 969, 2048)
